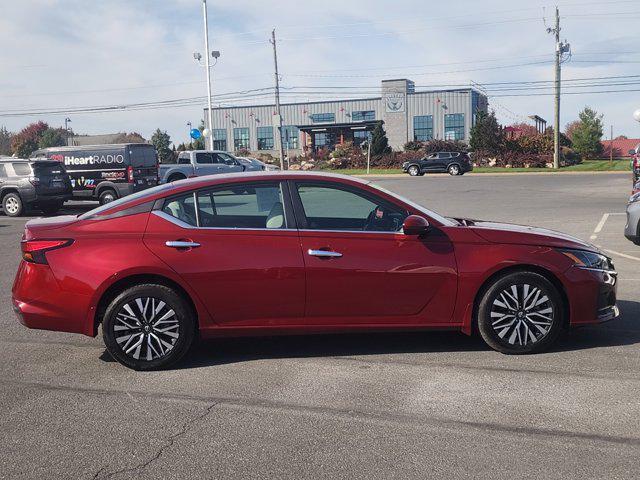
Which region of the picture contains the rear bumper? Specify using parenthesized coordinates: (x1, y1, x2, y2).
(12, 261, 93, 336)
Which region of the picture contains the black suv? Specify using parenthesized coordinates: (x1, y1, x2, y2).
(402, 152, 473, 176)
(0, 158, 72, 217)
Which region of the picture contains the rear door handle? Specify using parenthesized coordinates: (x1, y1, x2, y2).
(166, 240, 200, 249)
(308, 249, 342, 258)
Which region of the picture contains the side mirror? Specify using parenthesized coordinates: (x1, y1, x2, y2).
(403, 215, 430, 236)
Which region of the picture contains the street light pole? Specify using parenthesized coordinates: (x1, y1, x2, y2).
(64, 117, 71, 146)
(202, 0, 214, 150)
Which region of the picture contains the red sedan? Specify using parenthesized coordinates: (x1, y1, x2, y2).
(12, 172, 618, 370)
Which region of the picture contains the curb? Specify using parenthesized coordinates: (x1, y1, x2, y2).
(354, 171, 632, 178)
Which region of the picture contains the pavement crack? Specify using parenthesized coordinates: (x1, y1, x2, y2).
(93, 401, 218, 479)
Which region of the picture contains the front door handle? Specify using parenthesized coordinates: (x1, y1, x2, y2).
(308, 249, 342, 258)
(166, 240, 201, 249)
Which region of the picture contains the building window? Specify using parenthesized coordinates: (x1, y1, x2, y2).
(444, 113, 465, 140)
(314, 132, 335, 150)
(413, 115, 433, 142)
(282, 126, 299, 149)
(213, 129, 227, 151)
(310, 113, 335, 123)
(353, 130, 371, 146)
(257, 126, 274, 150)
(352, 110, 375, 121)
(233, 128, 250, 150)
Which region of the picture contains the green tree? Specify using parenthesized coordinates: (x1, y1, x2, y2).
(0, 127, 12, 155)
(151, 128, 173, 163)
(370, 123, 391, 155)
(38, 128, 67, 149)
(570, 107, 604, 159)
(469, 110, 502, 154)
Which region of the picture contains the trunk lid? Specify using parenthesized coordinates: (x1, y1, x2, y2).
(24, 215, 78, 240)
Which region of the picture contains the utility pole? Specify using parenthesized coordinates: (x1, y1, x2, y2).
(610, 125, 613, 164)
(270, 29, 286, 170)
(547, 6, 570, 169)
(202, 0, 214, 150)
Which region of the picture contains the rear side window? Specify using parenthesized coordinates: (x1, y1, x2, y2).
(197, 183, 286, 229)
(162, 193, 198, 226)
(0, 165, 6, 177)
(195, 153, 214, 164)
(12, 163, 31, 176)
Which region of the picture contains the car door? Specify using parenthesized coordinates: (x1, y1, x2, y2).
(290, 181, 458, 325)
(143, 181, 305, 326)
(435, 152, 451, 171)
(194, 152, 223, 176)
(421, 153, 439, 171)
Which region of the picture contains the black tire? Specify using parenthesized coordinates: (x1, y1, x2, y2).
(477, 271, 564, 354)
(168, 174, 186, 183)
(2, 192, 24, 217)
(448, 164, 461, 176)
(102, 284, 196, 370)
(407, 165, 421, 176)
(98, 189, 117, 206)
(40, 201, 63, 216)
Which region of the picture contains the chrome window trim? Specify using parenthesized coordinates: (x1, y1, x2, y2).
(152, 210, 297, 232)
(297, 228, 402, 235)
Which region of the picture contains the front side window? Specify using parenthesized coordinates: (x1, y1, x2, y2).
(444, 113, 465, 140)
(233, 128, 250, 150)
(296, 183, 407, 232)
(197, 183, 286, 229)
(213, 129, 227, 151)
(413, 115, 433, 142)
(352, 110, 375, 121)
(257, 126, 274, 150)
(310, 113, 335, 123)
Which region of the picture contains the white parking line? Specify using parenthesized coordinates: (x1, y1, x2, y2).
(599, 247, 640, 263)
(589, 212, 625, 241)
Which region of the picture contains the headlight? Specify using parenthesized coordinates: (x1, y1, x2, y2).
(559, 248, 614, 271)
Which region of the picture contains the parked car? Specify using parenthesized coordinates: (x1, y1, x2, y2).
(237, 156, 280, 171)
(624, 189, 640, 245)
(0, 158, 72, 217)
(31, 144, 159, 205)
(159, 150, 245, 184)
(630, 146, 639, 185)
(403, 152, 473, 176)
(13, 172, 618, 370)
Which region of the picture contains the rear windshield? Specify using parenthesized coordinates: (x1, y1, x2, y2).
(129, 145, 157, 168)
(32, 161, 66, 175)
(78, 183, 173, 219)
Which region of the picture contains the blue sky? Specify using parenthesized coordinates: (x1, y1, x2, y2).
(1, 0, 639, 145)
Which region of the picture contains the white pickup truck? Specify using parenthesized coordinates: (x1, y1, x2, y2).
(159, 150, 246, 183)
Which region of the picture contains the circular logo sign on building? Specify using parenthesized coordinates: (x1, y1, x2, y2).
(384, 92, 406, 113)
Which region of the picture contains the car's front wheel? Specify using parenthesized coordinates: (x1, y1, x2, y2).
(477, 271, 564, 354)
(102, 284, 196, 370)
(407, 165, 421, 176)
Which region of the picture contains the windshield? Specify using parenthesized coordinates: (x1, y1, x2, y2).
(369, 183, 456, 226)
(78, 183, 173, 219)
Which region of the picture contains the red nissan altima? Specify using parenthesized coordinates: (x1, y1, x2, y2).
(12, 172, 618, 370)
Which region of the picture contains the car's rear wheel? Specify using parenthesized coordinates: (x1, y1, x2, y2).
(448, 164, 461, 176)
(2, 193, 24, 217)
(477, 271, 564, 354)
(98, 189, 117, 205)
(408, 165, 421, 176)
(168, 174, 186, 183)
(102, 284, 196, 370)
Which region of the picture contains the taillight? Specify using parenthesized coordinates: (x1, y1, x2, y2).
(127, 165, 134, 183)
(28, 175, 41, 186)
(21, 239, 73, 264)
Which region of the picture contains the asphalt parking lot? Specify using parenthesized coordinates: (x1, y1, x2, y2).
(1, 172, 639, 479)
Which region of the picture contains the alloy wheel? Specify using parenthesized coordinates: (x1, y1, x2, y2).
(490, 283, 554, 346)
(448, 165, 460, 175)
(4, 197, 19, 215)
(113, 297, 180, 361)
(409, 166, 419, 176)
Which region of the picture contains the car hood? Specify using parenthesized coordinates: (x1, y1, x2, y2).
(457, 218, 595, 250)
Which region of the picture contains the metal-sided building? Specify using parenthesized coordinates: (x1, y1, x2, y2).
(204, 79, 488, 156)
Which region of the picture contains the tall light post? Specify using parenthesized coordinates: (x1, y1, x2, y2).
(64, 117, 71, 145)
(202, 0, 214, 150)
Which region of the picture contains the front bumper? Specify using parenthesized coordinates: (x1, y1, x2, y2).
(565, 265, 618, 326)
(624, 201, 640, 244)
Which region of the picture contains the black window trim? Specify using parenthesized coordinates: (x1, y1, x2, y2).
(288, 180, 409, 233)
(155, 180, 297, 231)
